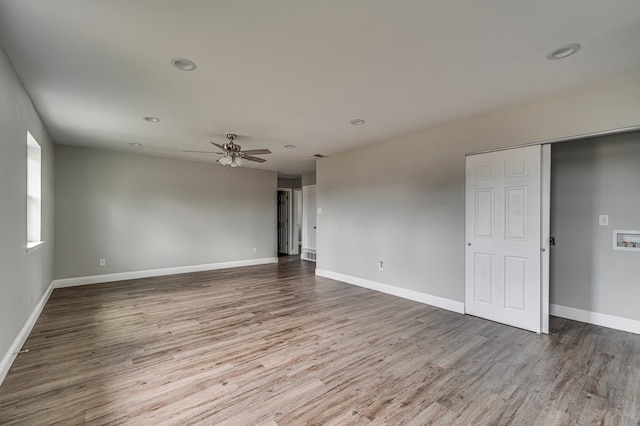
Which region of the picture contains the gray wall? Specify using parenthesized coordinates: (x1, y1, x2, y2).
(55, 145, 277, 279)
(317, 71, 640, 319)
(551, 131, 640, 321)
(302, 172, 316, 186)
(277, 177, 302, 189)
(0, 46, 55, 360)
(318, 138, 463, 299)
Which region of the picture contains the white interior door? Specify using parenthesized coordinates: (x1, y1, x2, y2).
(465, 145, 546, 333)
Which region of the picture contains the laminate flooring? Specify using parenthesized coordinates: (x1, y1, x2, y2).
(1, 257, 639, 425)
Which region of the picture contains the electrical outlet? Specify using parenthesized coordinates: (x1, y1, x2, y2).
(253, 248, 257, 254)
(378, 261, 384, 271)
(29, 288, 33, 301)
(99, 258, 106, 267)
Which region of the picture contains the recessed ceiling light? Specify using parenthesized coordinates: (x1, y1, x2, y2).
(350, 119, 366, 125)
(546, 43, 581, 60)
(129, 143, 142, 147)
(284, 144, 296, 149)
(171, 58, 197, 71)
(143, 116, 160, 123)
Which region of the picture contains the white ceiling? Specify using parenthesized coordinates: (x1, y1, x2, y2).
(1, 1, 639, 176)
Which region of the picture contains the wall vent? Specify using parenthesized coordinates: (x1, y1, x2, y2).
(302, 249, 317, 262)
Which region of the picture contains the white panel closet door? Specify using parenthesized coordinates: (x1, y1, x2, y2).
(465, 145, 542, 333)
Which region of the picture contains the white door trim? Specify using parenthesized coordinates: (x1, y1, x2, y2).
(292, 188, 302, 255)
(465, 125, 640, 156)
(540, 144, 551, 334)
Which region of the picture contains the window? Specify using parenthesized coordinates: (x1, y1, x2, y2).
(27, 131, 42, 250)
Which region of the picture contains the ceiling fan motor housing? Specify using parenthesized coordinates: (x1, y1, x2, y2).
(223, 143, 241, 152)
(223, 133, 242, 153)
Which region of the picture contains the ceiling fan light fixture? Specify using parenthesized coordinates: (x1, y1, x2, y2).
(234, 157, 246, 166)
(218, 155, 232, 166)
(143, 116, 160, 123)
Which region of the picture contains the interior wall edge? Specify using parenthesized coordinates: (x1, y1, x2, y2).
(1, 257, 279, 386)
(550, 304, 640, 335)
(52, 257, 279, 289)
(0, 280, 55, 387)
(0, 43, 56, 378)
(53, 144, 278, 279)
(315, 269, 465, 314)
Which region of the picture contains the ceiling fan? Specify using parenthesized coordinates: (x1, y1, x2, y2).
(184, 133, 271, 167)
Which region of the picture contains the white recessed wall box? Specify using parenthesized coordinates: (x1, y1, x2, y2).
(613, 229, 640, 251)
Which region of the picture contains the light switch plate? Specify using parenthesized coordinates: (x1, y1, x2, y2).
(317, 207, 322, 214)
(599, 215, 609, 226)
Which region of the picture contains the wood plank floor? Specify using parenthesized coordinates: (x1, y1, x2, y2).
(1, 257, 639, 425)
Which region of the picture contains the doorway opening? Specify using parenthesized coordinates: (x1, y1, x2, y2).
(277, 188, 301, 256)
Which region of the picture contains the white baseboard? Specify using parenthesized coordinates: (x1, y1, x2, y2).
(315, 269, 465, 314)
(0, 281, 55, 386)
(52, 257, 279, 288)
(550, 304, 640, 335)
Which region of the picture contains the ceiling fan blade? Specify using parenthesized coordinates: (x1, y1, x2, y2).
(242, 149, 271, 155)
(183, 150, 224, 154)
(210, 142, 226, 150)
(243, 155, 267, 163)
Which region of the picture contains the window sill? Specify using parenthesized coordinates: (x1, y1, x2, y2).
(26, 241, 44, 254)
